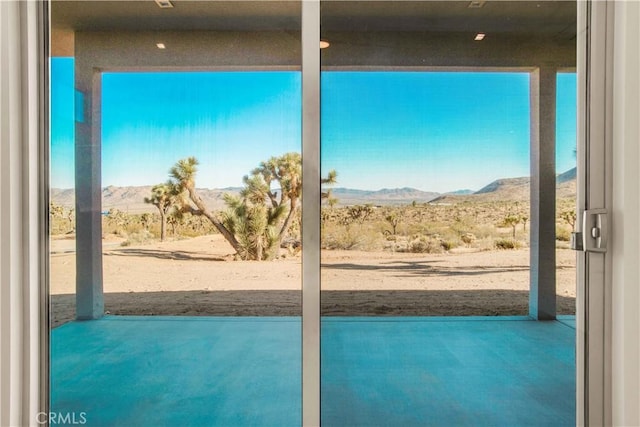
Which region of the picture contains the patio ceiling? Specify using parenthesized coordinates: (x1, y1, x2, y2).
(51, 0, 576, 56)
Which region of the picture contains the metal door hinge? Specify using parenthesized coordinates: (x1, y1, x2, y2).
(571, 209, 608, 253)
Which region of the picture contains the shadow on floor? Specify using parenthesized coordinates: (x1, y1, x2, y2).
(322, 260, 530, 277)
(51, 290, 576, 328)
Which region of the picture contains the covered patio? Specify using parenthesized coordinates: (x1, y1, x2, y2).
(52, 316, 575, 426)
(51, 0, 578, 321)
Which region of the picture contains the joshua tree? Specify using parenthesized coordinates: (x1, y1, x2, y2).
(222, 191, 284, 260)
(385, 212, 401, 236)
(167, 212, 180, 237)
(235, 152, 337, 258)
(170, 157, 241, 250)
(520, 214, 529, 232)
(327, 197, 338, 211)
(559, 208, 577, 231)
(321, 170, 339, 212)
(66, 207, 75, 231)
(170, 154, 336, 260)
(322, 170, 338, 200)
(250, 152, 303, 247)
(144, 182, 177, 242)
(502, 213, 521, 239)
(105, 208, 130, 231)
(348, 204, 374, 225)
(140, 213, 151, 230)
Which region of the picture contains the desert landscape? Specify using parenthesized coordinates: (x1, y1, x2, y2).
(50, 234, 577, 328)
(50, 167, 578, 328)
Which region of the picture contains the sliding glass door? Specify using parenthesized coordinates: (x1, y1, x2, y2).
(47, 1, 593, 426)
(50, 2, 303, 425)
(319, 1, 577, 425)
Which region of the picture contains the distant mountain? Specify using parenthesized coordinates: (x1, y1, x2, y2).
(51, 186, 242, 213)
(446, 189, 475, 196)
(474, 177, 530, 195)
(557, 167, 576, 184)
(50, 168, 577, 212)
(429, 168, 576, 204)
(329, 187, 440, 206)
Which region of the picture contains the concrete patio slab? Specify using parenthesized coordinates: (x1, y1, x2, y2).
(51, 316, 575, 426)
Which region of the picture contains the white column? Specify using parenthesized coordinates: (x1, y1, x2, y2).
(302, 1, 321, 425)
(529, 67, 557, 320)
(612, 1, 640, 425)
(0, 1, 45, 425)
(74, 71, 104, 320)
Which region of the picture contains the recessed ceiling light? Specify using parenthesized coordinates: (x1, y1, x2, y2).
(156, 43, 166, 49)
(320, 39, 330, 49)
(468, 1, 487, 8)
(155, 0, 173, 9)
(474, 33, 486, 41)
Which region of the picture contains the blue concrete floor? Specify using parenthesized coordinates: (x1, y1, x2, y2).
(51, 316, 575, 427)
(321, 317, 575, 427)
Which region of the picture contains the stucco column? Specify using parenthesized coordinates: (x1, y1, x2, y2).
(75, 71, 103, 320)
(529, 67, 557, 320)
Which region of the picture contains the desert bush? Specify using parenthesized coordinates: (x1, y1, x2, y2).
(440, 239, 458, 251)
(472, 225, 497, 239)
(50, 202, 75, 235)
(460, 232, 477, 246)
(556, 226, 572, 242)
(120, 230, 155, 247)
(322, 228, 380, 251)
(494, 238, 520, 250)
(475, 237, 496, 252)
(407, 235, 444, 254)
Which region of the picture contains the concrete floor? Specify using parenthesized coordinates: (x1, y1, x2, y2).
(51, 316, 575, 427)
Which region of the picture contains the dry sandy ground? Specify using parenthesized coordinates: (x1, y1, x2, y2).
(50, 234, 576, 328)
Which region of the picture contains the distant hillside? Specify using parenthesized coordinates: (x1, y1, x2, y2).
(330, 187, 440, 206)
(51, 168, 577, 212)
(51, 186, 242, 214)
(446, 189, 475, 196)
(429, 168, 576, 204)
(557, 167, 576, 184)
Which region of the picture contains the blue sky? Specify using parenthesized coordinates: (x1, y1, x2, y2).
(51, 58, 576, 192)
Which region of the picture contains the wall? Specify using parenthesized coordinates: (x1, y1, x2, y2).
(612, 1, 640, 426)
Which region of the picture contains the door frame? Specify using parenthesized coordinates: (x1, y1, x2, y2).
(575, 1, 614, 425)
(34, 1, 611, 425)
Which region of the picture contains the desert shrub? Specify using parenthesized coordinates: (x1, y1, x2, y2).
(494, 238, 520, 250)
(460, 232, 477, 246)
(440, 239, 458, 251)
(120, 230, 155, 247)
(322, 229, 364, 250)
(473, 225, 498, 239)
(475, 237, 496, 252)
(556, 226, 572, 242)
(407, 235, 444, 254)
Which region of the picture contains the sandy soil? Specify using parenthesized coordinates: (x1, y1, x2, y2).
(50, 234, 577, 328)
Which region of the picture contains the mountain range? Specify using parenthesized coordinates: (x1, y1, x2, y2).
(51, 167, 576, 213)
